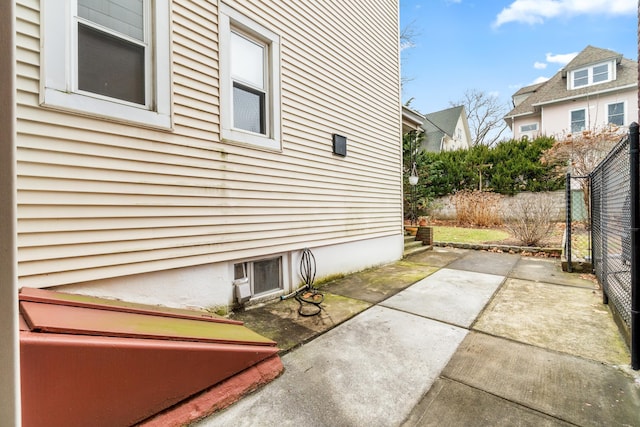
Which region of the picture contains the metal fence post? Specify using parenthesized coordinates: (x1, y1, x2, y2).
(629, 122, 639, 370)
(566, 173, 572, 273)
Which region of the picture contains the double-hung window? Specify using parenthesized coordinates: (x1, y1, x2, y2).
(231, 31, 267, 134)
(219, 3, 281, 150)
(570, 61, 613, 89)
(570, 109, 586, 133)
(608, 102, 625, 126)
(41, 0, 171, 128)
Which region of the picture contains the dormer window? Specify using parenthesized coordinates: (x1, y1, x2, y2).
(573, 69, 588, 87)
(569, 61, 614, 89)
(592, 64, 609, 83)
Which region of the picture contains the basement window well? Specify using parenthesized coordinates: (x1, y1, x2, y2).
(234, 256, 282, 296)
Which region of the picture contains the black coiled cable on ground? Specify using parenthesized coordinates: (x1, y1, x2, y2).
(280, 248, 324, 316)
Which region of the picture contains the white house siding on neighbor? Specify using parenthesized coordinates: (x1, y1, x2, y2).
(15, 0, 402, 309)
(441, 115, 471, 151)
(537, 90, 638, 138)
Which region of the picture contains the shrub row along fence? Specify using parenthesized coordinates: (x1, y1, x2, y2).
(589, 122, 639, 370)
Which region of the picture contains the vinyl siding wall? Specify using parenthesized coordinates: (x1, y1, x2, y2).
(15, 1, 402, 292)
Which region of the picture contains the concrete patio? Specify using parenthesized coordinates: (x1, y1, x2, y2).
(193, 247, 639, 426)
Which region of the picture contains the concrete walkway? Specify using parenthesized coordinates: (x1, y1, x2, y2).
(194, 247, 640, 427)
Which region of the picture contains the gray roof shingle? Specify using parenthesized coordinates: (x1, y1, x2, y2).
(421, 105, 464, 152)
(505, 46, 637, 119)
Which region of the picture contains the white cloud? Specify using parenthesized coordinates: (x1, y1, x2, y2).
(534, 61, 547, 69)
(546, 52, 578, 65)
(400, 40, 416, 52)
(532, 76, 550, 84)
(493, 0, 635, 28)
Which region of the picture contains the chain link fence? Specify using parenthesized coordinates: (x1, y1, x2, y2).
(564, 174, 591, 272)
(590, 129, 635, 368)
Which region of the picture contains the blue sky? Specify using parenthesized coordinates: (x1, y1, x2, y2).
(400, 0, 637, 119)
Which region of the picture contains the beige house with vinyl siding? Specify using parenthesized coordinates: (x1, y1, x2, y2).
(13, 0, 403, 310)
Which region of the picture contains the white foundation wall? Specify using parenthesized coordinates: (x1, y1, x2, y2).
(295, 234, 404, 284)
(53, 234, 404, 310)
(55, 262, 235, 311)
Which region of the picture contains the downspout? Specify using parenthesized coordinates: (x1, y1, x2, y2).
(0, 0, 21, 424)
(511, 116, 515, 139)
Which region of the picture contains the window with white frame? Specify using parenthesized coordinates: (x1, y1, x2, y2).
(607, 102, 625, 126)
(234, 257, 282, 296)
(219, 3, 281, 150)
(519, 123, 538, 133)
(573, 69, 588, 88)
(571, 109, 587, 133)
(570, 61, 613, 89)
(592, 64, 609, 83)
(41, 0, 171, 128)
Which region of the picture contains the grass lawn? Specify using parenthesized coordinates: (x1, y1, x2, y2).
(432, 225, 510, 244)
(426, 222, 565, 248)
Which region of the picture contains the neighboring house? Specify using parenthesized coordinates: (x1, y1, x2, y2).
(505, 45, 638, 140)
(402, 105, 425, 134)
(9, 0, 403, 311)
(421, 105, 472, 152)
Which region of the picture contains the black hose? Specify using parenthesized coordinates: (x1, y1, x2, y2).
(299, 247, 316, 287)
(281, 248, 324, 316)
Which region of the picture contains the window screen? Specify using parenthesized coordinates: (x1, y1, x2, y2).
(252, 258, 281, 295)
(78, 24, 145, 104)
(233, 83, 265, 134)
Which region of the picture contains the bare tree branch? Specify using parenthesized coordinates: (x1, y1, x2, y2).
(400, 20, 420, 90)
(451, 89, 509, 146)
(541, 125, 625, 213)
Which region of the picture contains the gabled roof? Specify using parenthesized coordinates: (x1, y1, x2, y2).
(421, 105, 465, 151)
(512, 81, 546, 97)
(562, 45, 622, 74)
(505, 45, 638, 120)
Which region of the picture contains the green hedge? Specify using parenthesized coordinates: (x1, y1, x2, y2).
(404, 134, 565, 207)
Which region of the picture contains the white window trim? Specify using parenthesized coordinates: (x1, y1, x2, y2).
(519, 123, 538, 133)
(606, 101, 626, 126)
(41, 1, 172, 129)
(219, 3, 281, 151)
(569, 61, 615, 90)
(233, 253, 288, 299)
(570, 108, 588, 133)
